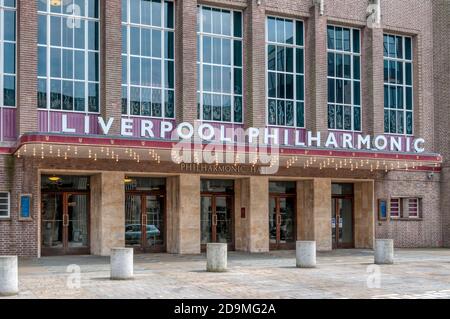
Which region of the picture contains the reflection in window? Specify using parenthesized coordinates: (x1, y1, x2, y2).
(122, 0, 175, 118)
(327, 25, 361, 131)
(37, 0, 100, 113)
(267, 17, 304, 128)
(0, 0, 16, 108)
(383, 34, 413, 135)
(197, 6, 243, 123)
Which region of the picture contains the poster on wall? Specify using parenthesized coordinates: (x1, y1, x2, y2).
(20, 194, 32, 220)
(378, 199, 388, 221)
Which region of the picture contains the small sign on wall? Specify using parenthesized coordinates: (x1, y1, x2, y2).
(19, 194, 32, 220)
(378, 199, 388, 221)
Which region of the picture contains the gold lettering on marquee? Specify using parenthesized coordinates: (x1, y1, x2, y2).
(180, 163, 260, 175)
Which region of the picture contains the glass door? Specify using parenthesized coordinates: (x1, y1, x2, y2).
(200, 195, 234, 250)
(269, 196, 296, 250)
(41, 192, 90, 255)
(125, 193, 165, 252)
(144, 195, 165, 251)
(331, 197, 354, 249)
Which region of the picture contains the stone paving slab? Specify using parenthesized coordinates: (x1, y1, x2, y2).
(1, 249, 450, 299)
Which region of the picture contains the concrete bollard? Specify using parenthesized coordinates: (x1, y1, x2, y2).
(374, 239, 394, 264)
(0, 256, 19, 296)
(206, 243, 227, 272)
(110, 248, 134, 280)
(296, 241, 316, 268)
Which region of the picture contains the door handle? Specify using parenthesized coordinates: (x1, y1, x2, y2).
(277, 214, 281, 225)
(213, 215, 217, 226)
(63, 214, 69, 227)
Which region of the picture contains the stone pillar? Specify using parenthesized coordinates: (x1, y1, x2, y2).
(306, 4, 328, 138)
(297, 179, 332, 251)
(244, 0, 266, 128)
(247, 176, 269, 252)
(90, 172, 125, 256)
(101, 0, 122, 134)
(166, 175, 201, 254)
(374, 239, 394, 264)
(110, 248, 133, 280)
(17, 0, 38, 135)
(0, 256, 18, 296)
(206, 243, 227, 272)
(354, 181, 375, 249)
(296, 241, 316, 268)
(175, 0, 197, 123)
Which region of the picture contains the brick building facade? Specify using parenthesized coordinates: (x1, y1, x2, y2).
(0, 0, 447, 257)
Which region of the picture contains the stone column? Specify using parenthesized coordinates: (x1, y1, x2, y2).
(90, 172, 125, 256)
(297, 179, 332, 251)
(166, 175, 201, 254)
(247, 176, 269, 252)
(374, 239, 394, 264)
(110, 248, 133, 280)
(244, 0, 266, 128)
(0, 256, 18, 296)
(206, 243, 227, 272)
(17, 0, 38, 135)
(175, 0, 197, 123)
(354, 181, 375, 249)
(101, 0, 122, 134)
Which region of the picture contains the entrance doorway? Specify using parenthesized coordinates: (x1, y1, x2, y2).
(331, 183, 354, 249)
(200, 179, 234, 250)
(41, 176, 90, 256)
(125, 178, 166, 253)
(269, 182, 296, 250)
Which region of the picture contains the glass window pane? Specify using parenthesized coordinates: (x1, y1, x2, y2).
(354, 81, 360, 106)
(203, 93, 212, 120)
(212, 9, 221, 34)
(384, 85, 389, 108)
(50, 16, 61, 46)
(286, 47, 294, 72)
(88, 83, 99, 112)
(88, 52, 99, 82)
(352, 29, 360, 53)
(277, 46, 285, 71)
(165, 90, 175, 118)
(397, 61, 403, 84)
(296, 49, 304, 74)
(165, 31, 174, 59)
(406, 87, 413, 110)
(268, 99, 276, 125)
(343, 28, 351, 51)
(165, 60, 174, 89)
(384, 60, 389, 83)
(296, 75, 304, 101)
(383, 35, 389, 57)
(335, 27, 343, 50)
(222, 10, 231, 36)
(131, 86, 140, 115)
(286, 74, 294, 100)
(50, 80, 62, 110)
(222, 39, 231, 66)
(384, 110, 389, 133)
(62, 49, 73, 79)
(396, 36, 403, 59)
(328, 52, 335, 77)
(38, 15, 47, 45)
(343, 106, 352, 130)
(343, 80, 351, 105)
(4, 43, 15, 74)
(286, 101, 294, 126)
(165, 1, 174, 29)
(88, 21, 99, 50)
(62, 80, 74, 111)
(222, 95, 231, 122)
(296, 102, 304, 127)
(327, 26, 334, 50)
(353, 56, 360, 80)
(405, 37, 412, 60)
(406, 112, 413, 134)
(277, 73, 285, 98)
(268, 45, 276, 70)
(296, 21, 303, 46)
(74, 82, 85, 111)
(276, 18, 284, 43)
(141, 28, 151, 57)
(141, 58, 151, 86)
(141, 87, 151, 116)
(336, 105, 343, 129)
(222, 67, 231, 93)
(268, 17, 276, 42)
(130, 27, 140, 55)
(212, 37, 221, 64)
(152, 59, 162, 87)
(397, 87, 403, 109)
(151, 30, 161, 58)
(336, 54, 343, 78)
(38, 78, 47, 109)
(151, 0, 162, 27)
(51, 48, 61, 78)
(354, 107, 361, 131)
(3, 75, 15, 106)
(234, 68, 242, 95)
(336, 79, 343, 104)
(344, 54, 351, 78)
(328, 104, 335, 129)
(122, 86, 127, 114)
(328, 78, 335, 103)
(234, 40, 242, 67)
(406, 63, 412, 86)
(389, 110, 396, 133)
(74, 51, 85, 80)
(277, 100, 285, 126)
(233, 11, 242, 38)
(212, 94, 221, 121)
(397, 111, 404, 134)
(389, 86, 396, 108)
(234, 96, 242, 122)
(152, 89, 162, 117)
(285, 20, 294, 44)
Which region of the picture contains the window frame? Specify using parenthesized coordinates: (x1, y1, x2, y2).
(0, 191, 10, 219)
(196, 4, 244, 124)
(0, 0, 16, 110)
(389, 197, 422, 220)
(265, 15, 305, 129)
(383, 32, 414, 136)
(121, 0, 175, 119)
(37, 0, 101, 114)
(326, 24, 362, 132)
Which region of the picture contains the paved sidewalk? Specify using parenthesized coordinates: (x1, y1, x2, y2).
(2, 249, 450, 299)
